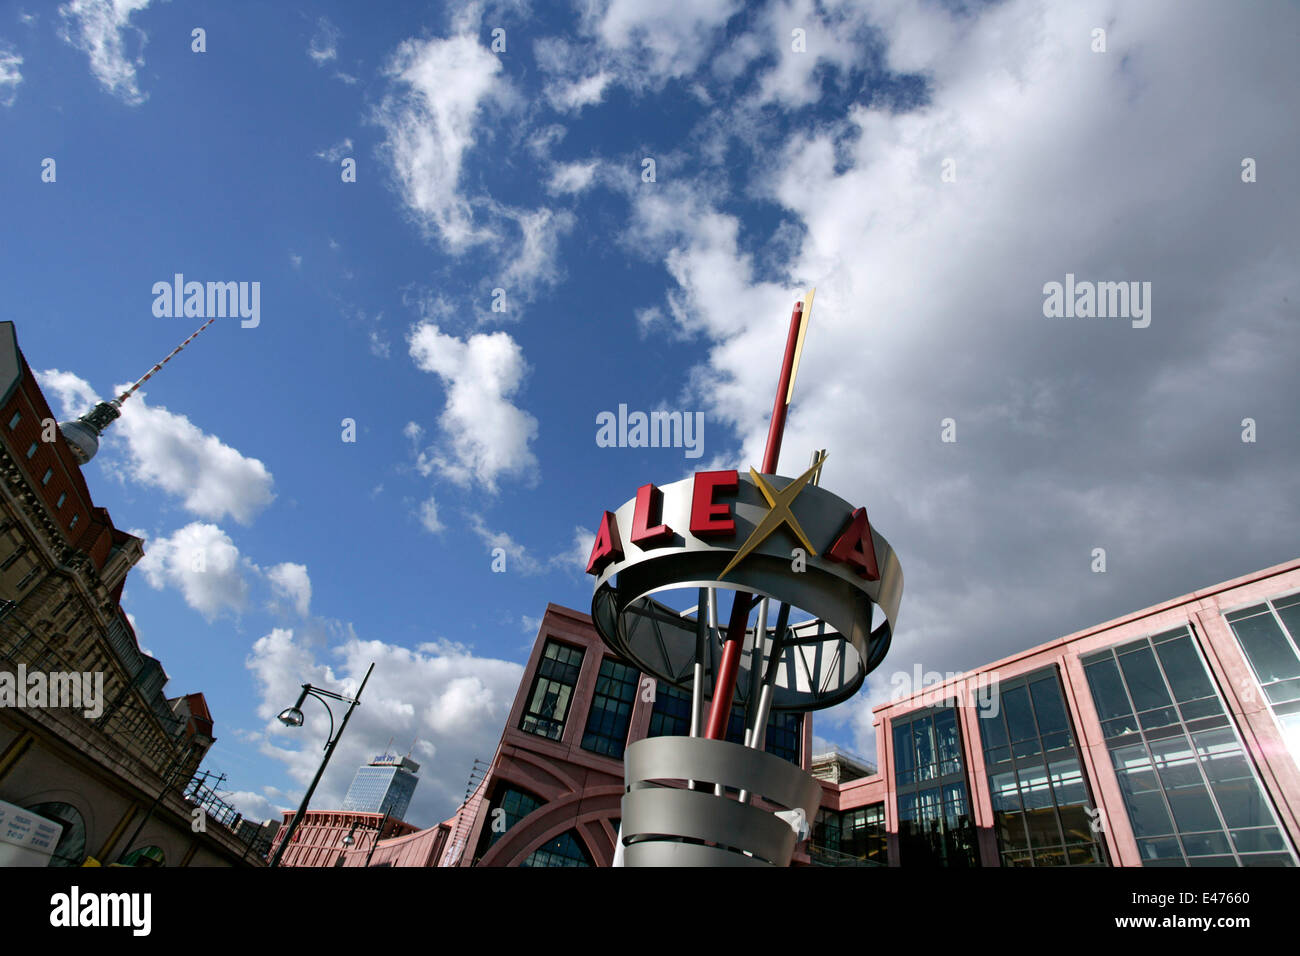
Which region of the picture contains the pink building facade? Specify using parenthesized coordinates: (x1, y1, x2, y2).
(277, 559, 1300, 867)
(840, 558, 1300, 867)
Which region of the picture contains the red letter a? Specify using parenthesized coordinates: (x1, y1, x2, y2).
(586, 511, 624, 575)
(826, 507, 880, 581)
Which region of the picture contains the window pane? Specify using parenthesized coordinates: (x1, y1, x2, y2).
(1155, 637, 1214, 702)
(1085, 658, 1132, 720)
(1118, 646, 1172, 711)
(1003, 685, 1036, 742)
(1230, 614, 1300, 683)
(1029, 677, 1068, 735)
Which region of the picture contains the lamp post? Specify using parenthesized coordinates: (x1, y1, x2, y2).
(268, 662, 375, 868)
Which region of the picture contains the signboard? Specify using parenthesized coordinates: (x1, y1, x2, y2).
(0, 798, 64, 867)
(586, 461, 902, 711)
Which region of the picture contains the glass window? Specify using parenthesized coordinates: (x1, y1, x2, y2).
(25, 802, 86, 867)
(1118, 646, 1173, 712)
(912, 716, 936, 781)
(25, 442, 38, 459)
(892, 706, 977, 866)
(1229, 614, 1300, 684)
(7, 411, 20, 430)
(1085, 635, 1297, 867)
(647, 681, 692, 738)
(1226, 598, 1300, 769)
(42, 468, 53, 486)
(519, 640, 584, 740)
(982, 669, 1108, 866)
(474, 785, 544, 861)
(520, 830, 592, 867)
(582, 657, 639, 758)
(893, 723, 915, 785)
(55, 492, 67, 510)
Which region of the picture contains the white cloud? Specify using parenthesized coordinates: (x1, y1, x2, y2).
(499, 206, 575, 294)
(375, 24, 505, 250)
(584, 0, 743, 87)
(626, 0, 1300, 758)
(112, 386, 275, 525)
(136, 522, 252, 621)
(307, 17, 339, 65)
(547, 70, 613, 112)
(520, 614, 541, 635)
(417, 496, 444, 534)
(547, 160, 599, 195)
(407, 323, 538, 492)
(35, 370, 276, 525)
(0, 41, 22, 107)
(35, 368, 100, 419)
(468, 515, 541, 575)
(268, 562, 312, 617)
(246, 627, 524, 824)
(315, 138, 353, 163)
(289, 252, 303, 269)
(57, 0, 154, 105)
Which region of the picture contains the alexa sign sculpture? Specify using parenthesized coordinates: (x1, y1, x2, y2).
(586, 291, 904, 866)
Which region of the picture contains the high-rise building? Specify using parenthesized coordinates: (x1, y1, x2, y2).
(341, 754, 420, 820)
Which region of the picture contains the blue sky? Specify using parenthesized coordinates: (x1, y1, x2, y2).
(1, 0, 1296, 829)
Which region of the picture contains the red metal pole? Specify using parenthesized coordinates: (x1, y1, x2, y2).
(704, 301, 805, 739)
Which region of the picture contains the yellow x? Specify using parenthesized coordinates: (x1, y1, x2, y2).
(716, 455, 826, 581)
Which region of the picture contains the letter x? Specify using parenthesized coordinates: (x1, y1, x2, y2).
(717, 456, 824, 581)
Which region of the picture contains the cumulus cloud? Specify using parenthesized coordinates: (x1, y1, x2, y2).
(35, 369, 100, 419)
(375, 21, 505, 250)
(617, 0, 1300, 760)
(267, 562, 312, 617)
(136, 522, 252, 621)
(581, 0, 743, 87)
(407, 323, 539, 491)
(111, 386, 275, 525)
(57, 0, 154, 105)
(246, 627, 524, 825)
(498, 206, 575, 295)
(35, 370, 275, 525)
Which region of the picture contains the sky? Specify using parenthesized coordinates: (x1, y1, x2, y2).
(0, 0, 1296, 830)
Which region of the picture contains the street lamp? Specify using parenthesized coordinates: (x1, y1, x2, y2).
(268, 662, 375, 868)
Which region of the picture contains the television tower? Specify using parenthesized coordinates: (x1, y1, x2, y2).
(58, 317, 216, 465)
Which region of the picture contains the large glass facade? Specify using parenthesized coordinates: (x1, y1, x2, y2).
(1224, 595, 1300, 766)
(519, 640, 584, 740)
(979, 668, 1107, 866)
(647, 682, 692, 737)
(811, 804, 887, 866)
(582, 657, 640, 758)
(891, 705, 977, 866)
(474, 785, 544, 861)
(520, 829, 593, 867)
(1082, 627, 1296, 866)
(645, 681, 802, 764)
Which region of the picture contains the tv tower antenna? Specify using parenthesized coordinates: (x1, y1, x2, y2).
(59, 317, 217, 465)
